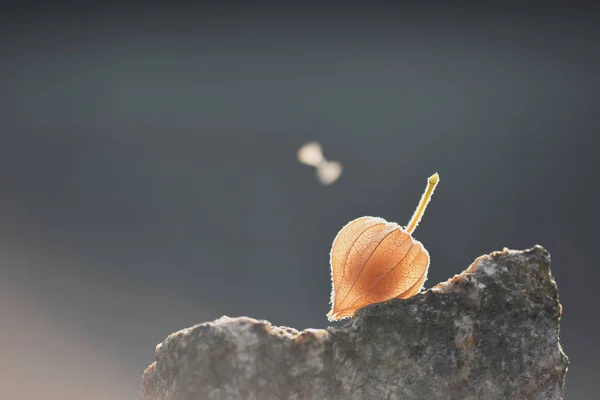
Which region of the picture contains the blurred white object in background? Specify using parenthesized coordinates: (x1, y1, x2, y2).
(297, 141, 342, 186)
(297, 141, 324, 167)
(316, 160, 343, 186)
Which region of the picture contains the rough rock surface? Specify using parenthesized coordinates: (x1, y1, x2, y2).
(140, 246, 568, 400)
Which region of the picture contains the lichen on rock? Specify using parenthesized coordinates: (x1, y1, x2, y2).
(140, 246, 568, 400)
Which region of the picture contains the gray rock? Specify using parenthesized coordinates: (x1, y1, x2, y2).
(140, 246, 568, 400)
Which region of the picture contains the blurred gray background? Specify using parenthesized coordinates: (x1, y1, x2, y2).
(1, 3, 598, 399)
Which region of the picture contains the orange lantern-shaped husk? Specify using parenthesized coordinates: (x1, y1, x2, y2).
(327, 173, 439, 321)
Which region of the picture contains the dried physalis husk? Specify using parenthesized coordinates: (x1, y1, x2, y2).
(327, 173, 439, 321)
